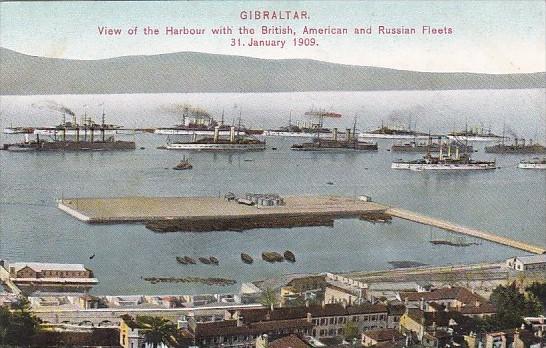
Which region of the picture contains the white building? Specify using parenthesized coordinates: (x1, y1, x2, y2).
(505, 255, 546, 272)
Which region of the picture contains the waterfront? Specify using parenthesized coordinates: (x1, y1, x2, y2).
(0, 90, 545, 295)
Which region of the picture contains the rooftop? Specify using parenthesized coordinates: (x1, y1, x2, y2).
(363, 328, 405, 342)
(238, 303, 387, 323)
(9, 262, 88, 273)
(400, 287, 485, 305)
(513, 254, 546, 265)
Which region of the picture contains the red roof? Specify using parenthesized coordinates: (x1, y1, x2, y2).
(400, 287, 485, 305)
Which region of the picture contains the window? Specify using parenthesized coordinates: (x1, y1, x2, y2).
(329, 317, 335, 325)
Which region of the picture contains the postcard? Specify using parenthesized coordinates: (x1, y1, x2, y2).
(0, 1, 545, 347)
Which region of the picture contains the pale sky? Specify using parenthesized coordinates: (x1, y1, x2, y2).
(1, 1, 545, 73)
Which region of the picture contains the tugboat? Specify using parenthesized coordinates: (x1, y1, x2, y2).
(241, 253, 254, 264)
(283, 250, 296, 263)
(518, 157, 546, 169)
(173, 156, 193, 170)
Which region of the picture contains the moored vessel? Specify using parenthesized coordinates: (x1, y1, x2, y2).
(391, 138, 473, 153)
(165, 126, 265, 151)
(173, 156, 193, 170)
(4, 133, 135, 152)
(485, 138, 546, 154)
(241, 253, 254, 264)
(447, 126, 505, 142)
(518, 157, 546, 169)
(392, 142, 496, 171)
(359, 121, 428, 139)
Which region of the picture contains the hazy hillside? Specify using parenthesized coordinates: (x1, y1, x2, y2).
(1, 48, 544, 95)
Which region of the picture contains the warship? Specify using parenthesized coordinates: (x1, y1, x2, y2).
(165, 126, 265, 151)
(485, 138, 546, 154)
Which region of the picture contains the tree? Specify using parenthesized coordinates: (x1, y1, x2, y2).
(526, 282, 546, 312)
(487, 282, 542, 330)
(259, 288, 277, 308)
(136, 316, 177, 348)
(0, 303, 41, 347)
(343, 320, 359, 341)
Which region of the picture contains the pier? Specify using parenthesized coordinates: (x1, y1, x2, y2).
(57, 195, 387, 226)
(386, 207, 546, 255)
(57, 195, 546, 254)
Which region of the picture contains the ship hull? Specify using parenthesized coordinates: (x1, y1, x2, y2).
(359, 133, 428, 139)
(485, 146, 546, 154)
(392, 162, 496, 170)
(263, 130, 330, 137)
(518, 163, 546, 169)
(165, 143, 266, 151)
(447, 135, 503, 142)
(5, 141, 135, 152)
(155, 128, 241, 135)
(3, 128, 34, 134)
(34, 129, 118, 136)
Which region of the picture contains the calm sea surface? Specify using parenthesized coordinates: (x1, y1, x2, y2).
(0, 90, 545, 295)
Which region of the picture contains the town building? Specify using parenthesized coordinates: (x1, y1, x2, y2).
(6, 262, 98, 290)
(398, 286, 495, 318)
(399, 308, 477, 347)
(361, 328, 405, 347)
(506, 255, 546, 272)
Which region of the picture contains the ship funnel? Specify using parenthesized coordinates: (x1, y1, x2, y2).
(230, 126, 236, 143)
(333, 128, 338, 141)
(346, 128, 352, 141)
(213, 126, 220, 143)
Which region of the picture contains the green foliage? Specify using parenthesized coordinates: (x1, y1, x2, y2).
(0, 301, 41, 346)
(525, 282, 546, 313)
(485, 282, 543, 330)
(343, 320, 359, 340)
(135, 315, 177, 348)
(259, 288, 277, 308)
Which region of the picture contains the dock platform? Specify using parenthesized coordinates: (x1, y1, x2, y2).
(58, 196, 387, 224)
(57, 196, 545, 254)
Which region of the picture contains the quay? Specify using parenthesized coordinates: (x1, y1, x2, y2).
(57, 195, 387, 224)
(386, 207, 546, 255)
(57, 195, 546, 254)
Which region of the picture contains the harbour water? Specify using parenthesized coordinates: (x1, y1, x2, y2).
(0, 90, 545, 295)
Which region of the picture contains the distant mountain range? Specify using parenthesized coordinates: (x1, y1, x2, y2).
(1, 47, 544, 95)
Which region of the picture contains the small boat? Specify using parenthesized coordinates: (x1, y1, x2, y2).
(209, 256, 219, 265)
(241, 253, 254, 264)
(173, 156, 193, 170)
(183, 256, 196, 264)
(199, 257, 212, 265)
(283, 250, 296, 263)
(262, 251, 284, 263)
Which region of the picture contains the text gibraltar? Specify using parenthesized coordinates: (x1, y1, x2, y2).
(240, 10, 309, 20)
